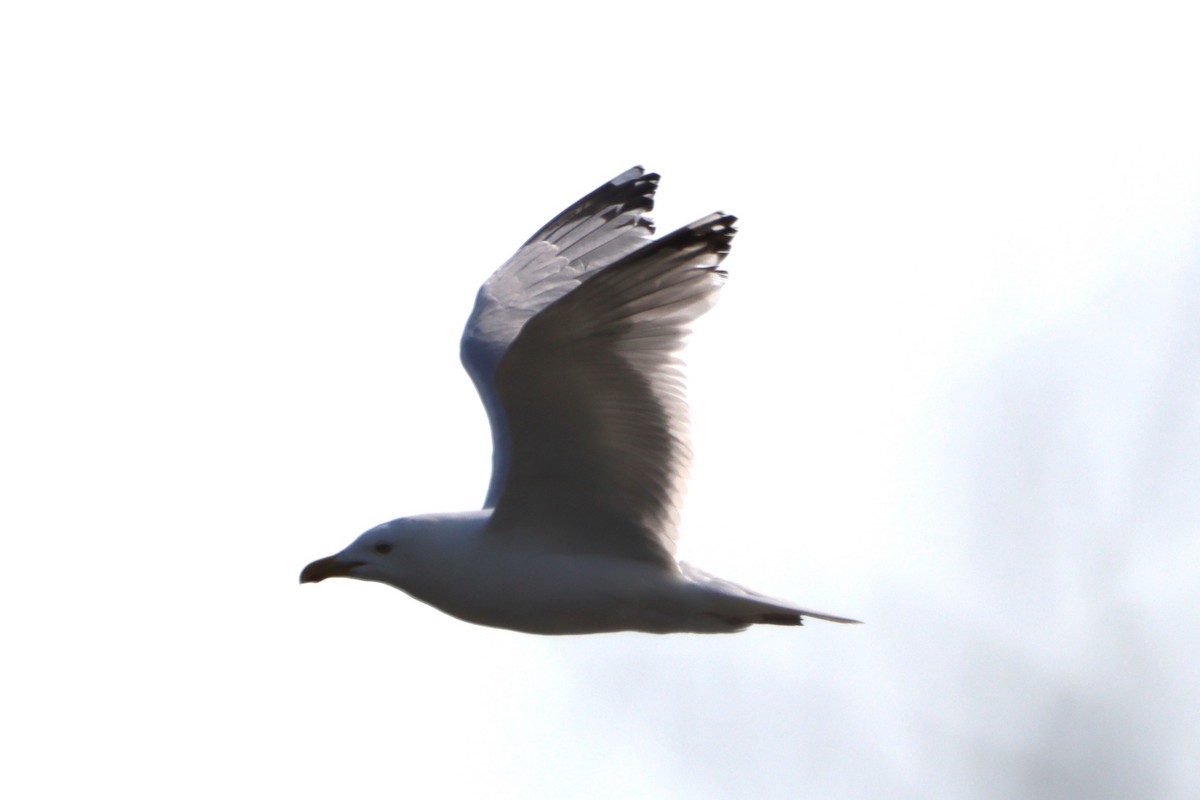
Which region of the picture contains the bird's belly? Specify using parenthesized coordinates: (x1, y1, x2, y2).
(405, 554, 708, 635)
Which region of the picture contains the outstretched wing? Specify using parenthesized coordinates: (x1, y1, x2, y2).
(461, 167, 659, 507)
(485, 213, 737, 570)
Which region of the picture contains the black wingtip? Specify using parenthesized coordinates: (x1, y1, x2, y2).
(613, 165, 649, 184)
(682, 212, 738, 260)
(524, 167, 660, 247)
(609, 167, 658, 213)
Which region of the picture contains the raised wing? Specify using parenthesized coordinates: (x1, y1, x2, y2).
(461, 167, 659, 507)
(485, 213, 737, 569)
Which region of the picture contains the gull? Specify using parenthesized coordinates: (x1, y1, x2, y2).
(300, 167, 860, 633)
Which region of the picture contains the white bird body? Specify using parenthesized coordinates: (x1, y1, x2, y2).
(319, 511, 856, 634)
(301, 168, 860, 634)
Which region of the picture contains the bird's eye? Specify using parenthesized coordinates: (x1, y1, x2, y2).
(374, 543, 393, 554)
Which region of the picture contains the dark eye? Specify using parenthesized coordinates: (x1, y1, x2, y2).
(373, 542, 392, 554)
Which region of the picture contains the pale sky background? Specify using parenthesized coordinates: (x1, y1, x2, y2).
(3, 2, 1199, 798)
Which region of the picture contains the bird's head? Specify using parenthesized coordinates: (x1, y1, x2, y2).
(299, 519, 415, 586)
(300, 512, 485, 588)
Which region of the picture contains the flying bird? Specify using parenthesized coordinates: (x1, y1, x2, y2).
(300, 167, 860, 633)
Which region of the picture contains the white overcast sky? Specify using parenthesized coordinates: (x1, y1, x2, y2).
(3, 2, 1199, 798)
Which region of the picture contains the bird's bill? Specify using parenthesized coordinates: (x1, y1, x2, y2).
(299, 555, 365, 584)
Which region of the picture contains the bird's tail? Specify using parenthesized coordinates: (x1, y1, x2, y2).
(681, 562, 862, 626)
